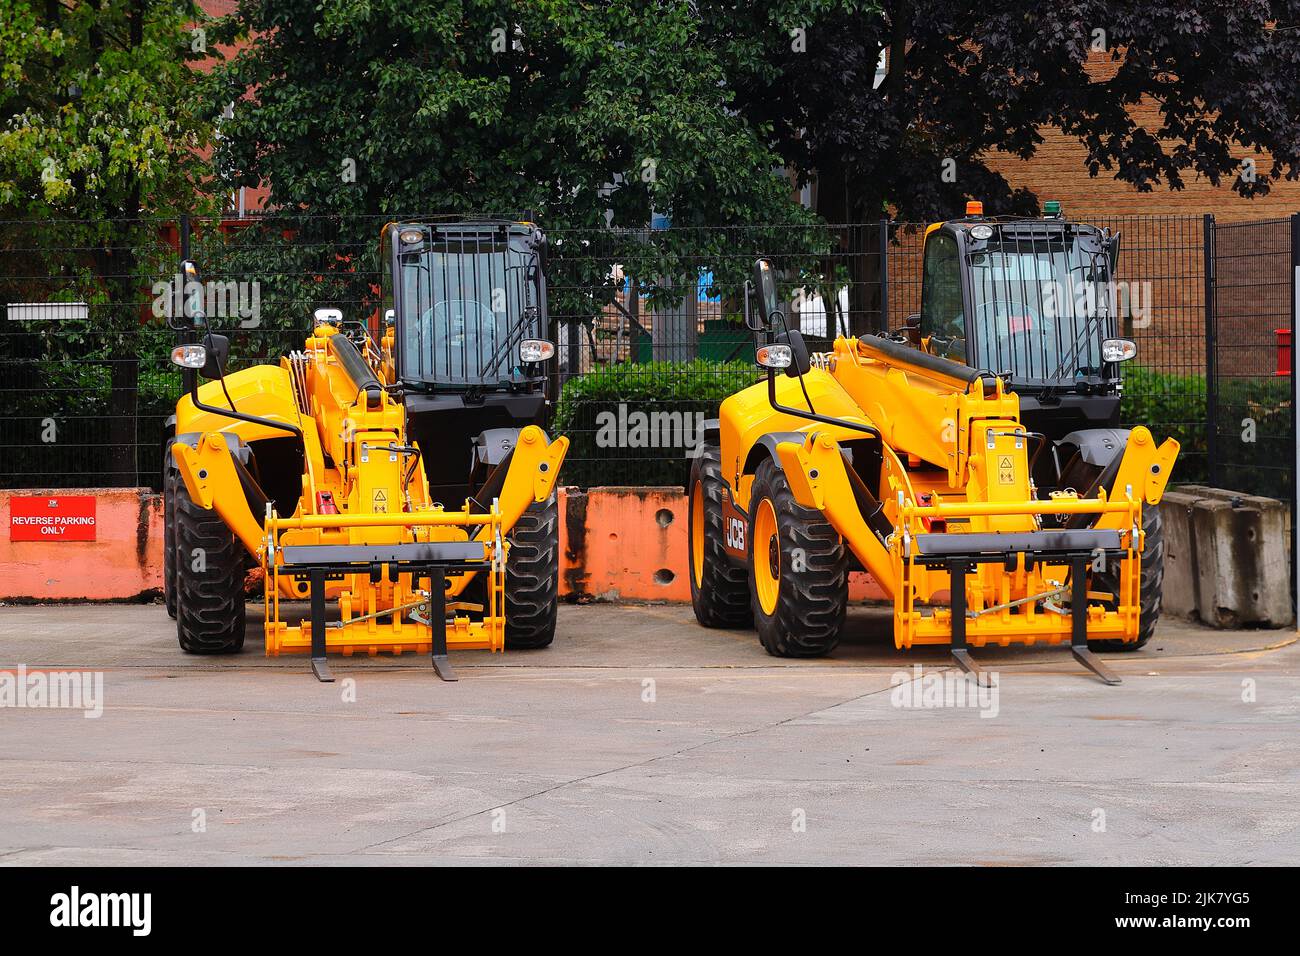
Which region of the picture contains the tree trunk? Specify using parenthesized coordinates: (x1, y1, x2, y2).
(102, 1, 145, 488)
(107, 333, 140, 487)
(815, 155, 884, 336)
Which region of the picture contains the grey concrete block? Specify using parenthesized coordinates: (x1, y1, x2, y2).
(1189, 494, 1292, 628)
(1157, 491, 1201, 619)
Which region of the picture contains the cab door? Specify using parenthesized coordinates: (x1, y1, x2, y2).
(918, 229, 969, 364)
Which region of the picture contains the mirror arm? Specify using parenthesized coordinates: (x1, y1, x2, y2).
(764, 370, 880, 438)
(173, 260, 298, 437)
(187, 329, 302, 439)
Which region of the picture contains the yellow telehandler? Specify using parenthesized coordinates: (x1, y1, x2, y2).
(162, 220, 568, 681)
(689, 203, 1178, 683)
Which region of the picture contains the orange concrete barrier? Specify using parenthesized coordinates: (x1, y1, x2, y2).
(0, 486, 886, 604)
(0, 488, 163, 601)
(560, 487, 689, 602)
(556, 486, 885, 604)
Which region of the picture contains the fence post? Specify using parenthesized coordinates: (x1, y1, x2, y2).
(1291, 212, 1299, 614)
(566, 318, 581, 384)
(879, 219, 890, 331)
(1204, 213, 1217, 487)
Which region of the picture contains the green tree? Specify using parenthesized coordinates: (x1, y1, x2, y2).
(0, 0, 216, 486)
(705, 0, 1300, 329)
(208, 0, 837, 337)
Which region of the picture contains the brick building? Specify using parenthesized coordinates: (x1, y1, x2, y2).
(988, 99, 1300, 223)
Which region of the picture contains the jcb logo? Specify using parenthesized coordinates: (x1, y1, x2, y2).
(726, 517, 746, 553)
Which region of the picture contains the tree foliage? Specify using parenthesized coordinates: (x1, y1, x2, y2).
(0, 1, 217, 485)
(208, 0, 834, 315)
(0, 0, 213, 219)
(212, 0, 811, 228)
(706, 0, 1300, 223)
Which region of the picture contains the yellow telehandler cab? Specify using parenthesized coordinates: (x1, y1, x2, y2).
(688, 204, 1178, 684)
(162, 220, 568, 681)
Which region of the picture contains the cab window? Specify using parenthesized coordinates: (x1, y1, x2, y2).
(920, 232, 966, 362)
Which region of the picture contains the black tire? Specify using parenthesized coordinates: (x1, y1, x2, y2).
(174, 475, 246, 654)
(503, 494, 560, 649)
(1089, 504, 1164, 652)
(747, 458, 847, 657)
(162, 442, 178, 619)
(688, 446, 752, 628)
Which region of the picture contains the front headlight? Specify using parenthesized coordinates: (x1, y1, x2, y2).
(170, 344, 207, 369)
(1101, 338, 1137, 363)
(519, 339, 555, 363)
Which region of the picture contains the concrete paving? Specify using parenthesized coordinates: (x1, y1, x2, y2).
(0, 601, 1297, 865)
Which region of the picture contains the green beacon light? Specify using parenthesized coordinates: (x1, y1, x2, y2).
(1043, 200, 1062, 218)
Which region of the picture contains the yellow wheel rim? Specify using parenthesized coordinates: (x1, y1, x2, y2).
(691, 480, 705, 589)
(753, 497, 780, 615)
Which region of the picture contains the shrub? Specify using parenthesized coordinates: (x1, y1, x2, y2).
(554, 360, 760, 487)
(552, 361, 1291, 499)
(1120, 366, 1208, 477)
(1121, 365, 1291, 497)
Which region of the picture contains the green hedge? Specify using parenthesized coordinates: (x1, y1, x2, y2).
(554, 360, 760, 487)
(1119, 366, 1208, 469)
(1121, 365, 1292, 497)
(553, 361, 1291, 498)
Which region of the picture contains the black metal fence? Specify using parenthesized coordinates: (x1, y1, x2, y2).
(1208, 216, 1296, 502)
(0, 212, 1293, 500)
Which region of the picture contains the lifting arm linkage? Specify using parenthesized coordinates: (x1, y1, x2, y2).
(171, 434, 269, 556)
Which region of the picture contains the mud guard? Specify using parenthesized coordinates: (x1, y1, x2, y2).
(1060, 427, 1131, 468)
(476, 425, 568, 537)
(742, 431, 806, 477)
(1065, 427, 1178, 509)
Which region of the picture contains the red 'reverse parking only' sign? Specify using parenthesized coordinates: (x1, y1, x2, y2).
(9, 496, 97, 542)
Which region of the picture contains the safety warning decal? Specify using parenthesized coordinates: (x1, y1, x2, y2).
(998, 455, 1015, 485)
(372, 489, 389, 513)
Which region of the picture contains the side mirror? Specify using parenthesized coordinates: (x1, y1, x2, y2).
(1117, 284, 1134, 338)
(533, 228, 548, 273)
(200, 333, 230, 380)
(778, 330, 812, 378)
(1106, 231, 1122, 275)
(752, 258, 783, 328)
(180, 259, 205, 327)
